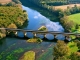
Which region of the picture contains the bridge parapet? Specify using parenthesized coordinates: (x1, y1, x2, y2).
(0, 28, 80, 41)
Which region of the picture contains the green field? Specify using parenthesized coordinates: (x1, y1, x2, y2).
(69, 13, 80, 24)
(67, 42, 78, 54)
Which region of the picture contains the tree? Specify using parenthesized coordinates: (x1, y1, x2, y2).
(64, 6, 71, 15)
(53, 40, 70, 59)
(70, 52, 80, 60)
(12, 0, 21, 4)
(60, 16, 74, 32)
(56, 56, 70, 60)
(0, 3, 2, 6)
(74, 40, 80, 51)
(6, 2, 15, 6)
(77, 41, 80, 51)
(59, 10, 65, 18)
(7, 23, 17, 36)
(75, 24, 79, 29)
(8, 23, 17, 29)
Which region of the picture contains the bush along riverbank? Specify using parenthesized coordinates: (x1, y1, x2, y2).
(0, 0, 28, 39)
(19, 51, 35, 60)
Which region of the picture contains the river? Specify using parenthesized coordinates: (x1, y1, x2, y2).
(0, 5, 64, 60)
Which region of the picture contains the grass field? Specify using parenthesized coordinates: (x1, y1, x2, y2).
(68, 13, 80, 24)
(67, 42, 78, 54)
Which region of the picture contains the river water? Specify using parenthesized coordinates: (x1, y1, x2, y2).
(21, 5, 64, 40)
(0, 5, 64, 60)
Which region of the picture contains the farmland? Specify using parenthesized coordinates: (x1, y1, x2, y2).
(0, 0, 12, 4)
(52, 4, 80, 11)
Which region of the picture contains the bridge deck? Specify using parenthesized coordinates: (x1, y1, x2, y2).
(0, 28, 80, 35)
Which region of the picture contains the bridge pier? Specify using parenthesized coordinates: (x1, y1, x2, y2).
(33, 33, 37, 38)
(0, 28, 80, 41)
(44, 34, 46, 38)
(64, 36, 71, 42)
(75, 35, 80, 39)
(15, 31, 18, 37)
(23, 31, 27, 37)
(5, 29, 9, 36)
(53, 35, 58, 42)
(23, 32, 29, 39)
(42, 34, 48, 40)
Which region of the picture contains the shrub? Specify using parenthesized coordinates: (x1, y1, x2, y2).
(19, 51, 35, 60)
(69, 52, 80, 60)
(27, 37, 42, 43)
(53, 40, 70, 59)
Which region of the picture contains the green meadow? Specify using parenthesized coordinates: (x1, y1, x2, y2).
(69, 13, 80, 24)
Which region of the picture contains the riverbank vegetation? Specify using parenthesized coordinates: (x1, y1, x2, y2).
(38, 26, 48, 31)
(53, 40, 80, 60)
(19, 51, 35, 60)
(56, 4, 80, 32)
(0, 0, 28, 39)
(27, 37, 42, 43)
(60, 13, 80, 32)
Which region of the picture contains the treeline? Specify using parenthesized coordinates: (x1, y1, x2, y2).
(12, 0, 21, 4)
(27, 0, 80, 6)
(26, 0, 80, 16)
(63, 5, 80, 15)
(51, 5, 80, 18)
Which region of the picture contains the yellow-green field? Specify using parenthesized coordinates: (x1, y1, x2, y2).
(68, 13, 80, 24)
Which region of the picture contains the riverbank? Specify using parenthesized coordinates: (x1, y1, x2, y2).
(0, 0, 28, 39)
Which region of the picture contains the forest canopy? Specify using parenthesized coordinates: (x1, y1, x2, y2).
(0, 6, 28, 28)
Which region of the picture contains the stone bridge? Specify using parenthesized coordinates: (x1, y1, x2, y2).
(0, 28, 80, 41)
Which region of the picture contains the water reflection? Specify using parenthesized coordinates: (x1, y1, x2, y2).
(21, 5, 64, 40)
(22, 6, 64, 31)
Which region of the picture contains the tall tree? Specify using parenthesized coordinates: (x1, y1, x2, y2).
(53, 40, 70, 59)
